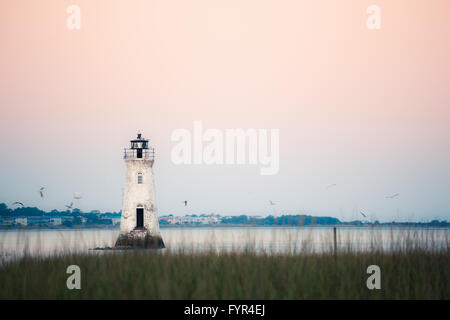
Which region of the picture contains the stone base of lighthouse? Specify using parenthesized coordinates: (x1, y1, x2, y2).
(115, 229, 165, 249)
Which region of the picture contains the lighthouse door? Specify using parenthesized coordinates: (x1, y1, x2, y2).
(136, 208, 144, 228)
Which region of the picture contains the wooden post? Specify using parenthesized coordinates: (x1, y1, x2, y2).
(333, 226, 337, 258)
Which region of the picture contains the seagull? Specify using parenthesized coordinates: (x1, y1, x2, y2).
(184, 201, 188, 206)
(65, 202, 74, 210)
(12, 202, 24, 207)
(326, 184, 337, 189)
(39, 187, 45, 198)
(386, 193, 399, 199)
(269, 200, 277, 205)
(360, 211, 367, 218)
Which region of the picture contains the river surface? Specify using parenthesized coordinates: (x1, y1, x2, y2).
(0, 227, 449, 259)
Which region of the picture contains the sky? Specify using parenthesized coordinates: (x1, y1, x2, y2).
(0, 0, 449, 222)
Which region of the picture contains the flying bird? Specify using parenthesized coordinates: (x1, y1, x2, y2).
(39, 187, 45, 198)
(386, 193, 399, 199)
(269, 200, 277, 205)
(12, 202, 24, 207)
(65, 202, 74, 210)
(326, 184, 337, 189)
(360, 211, 367, 218)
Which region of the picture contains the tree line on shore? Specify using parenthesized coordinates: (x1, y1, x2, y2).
(0, 203, 448, 228)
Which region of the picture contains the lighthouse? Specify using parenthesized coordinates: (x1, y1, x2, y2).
(115, 133, 165, 248)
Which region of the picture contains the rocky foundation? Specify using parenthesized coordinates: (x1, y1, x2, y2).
(115, 229, 165, 249)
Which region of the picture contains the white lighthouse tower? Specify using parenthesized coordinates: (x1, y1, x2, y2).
(115, 133, 165, 248)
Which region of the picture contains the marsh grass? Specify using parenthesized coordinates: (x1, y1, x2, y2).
(0, 226, 449, 299)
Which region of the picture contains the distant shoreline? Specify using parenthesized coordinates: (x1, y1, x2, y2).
(2, 203, 449, 229)
(1, 224, 450, 232)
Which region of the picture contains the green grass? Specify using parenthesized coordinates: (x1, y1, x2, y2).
(0, 247, 449, 299)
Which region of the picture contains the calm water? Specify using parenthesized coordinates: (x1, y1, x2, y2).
(0, 227, 449, 260)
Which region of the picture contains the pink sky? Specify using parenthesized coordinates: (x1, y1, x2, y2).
(0, 1, 449, 221)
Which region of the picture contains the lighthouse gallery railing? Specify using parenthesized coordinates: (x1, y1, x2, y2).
(123, 148, 155, 160)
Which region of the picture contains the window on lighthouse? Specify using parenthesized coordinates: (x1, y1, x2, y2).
(137, 173, 143, 184)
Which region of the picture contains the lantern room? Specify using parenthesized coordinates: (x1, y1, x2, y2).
(124, 133, 155, 160)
